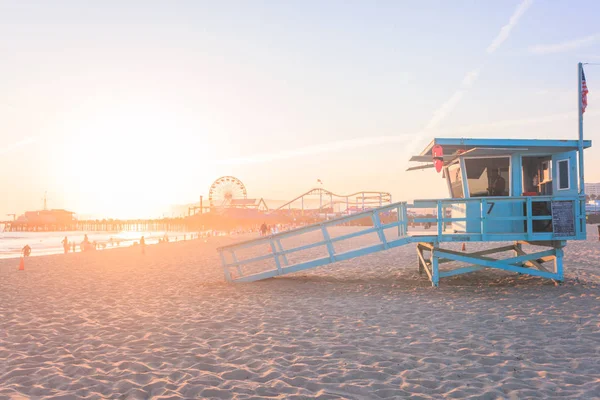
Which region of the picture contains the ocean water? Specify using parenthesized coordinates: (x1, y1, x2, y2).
(0, 230, 203, 259)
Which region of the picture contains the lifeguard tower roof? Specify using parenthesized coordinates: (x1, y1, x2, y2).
(418, 138, 591, 158)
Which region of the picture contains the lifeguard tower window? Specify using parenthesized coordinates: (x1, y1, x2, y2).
(523, 156, 552, 195)
(558, 159, 570, 190)
(448, 163, 464, 198)
(464, 157, 510, 197)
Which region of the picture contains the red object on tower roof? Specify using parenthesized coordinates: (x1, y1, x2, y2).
(432, 145, 444, 173)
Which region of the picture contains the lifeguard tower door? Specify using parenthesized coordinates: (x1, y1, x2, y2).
(551, 151, 578, 196)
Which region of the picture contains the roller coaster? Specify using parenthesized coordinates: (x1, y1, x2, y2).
(268, 187, 392, 216)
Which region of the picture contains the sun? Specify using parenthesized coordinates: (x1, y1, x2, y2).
(56, 105, 216, 218)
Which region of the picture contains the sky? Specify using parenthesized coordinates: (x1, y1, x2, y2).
(1, 0, 600, 219)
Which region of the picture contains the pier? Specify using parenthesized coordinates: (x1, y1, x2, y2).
(1, 218, 193, 233)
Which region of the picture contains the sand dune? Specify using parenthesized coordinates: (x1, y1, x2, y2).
(1, 229, 599, 399)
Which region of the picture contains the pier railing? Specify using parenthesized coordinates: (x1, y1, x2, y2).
(1, 218, 196, 233)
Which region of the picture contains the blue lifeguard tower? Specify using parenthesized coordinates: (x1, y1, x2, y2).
(405, 137, 590, 285)
(217, 65, 591, 286)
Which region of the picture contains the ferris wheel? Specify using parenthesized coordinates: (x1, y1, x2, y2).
(208, 176, 247, 208)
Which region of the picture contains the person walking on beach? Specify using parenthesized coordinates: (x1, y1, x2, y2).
(22, 245, 31, 257)
(260, 222, 268, 236)
(62, 236, 69, 254)
(82, 234, 90, 252)
(140, 236, 146, 254)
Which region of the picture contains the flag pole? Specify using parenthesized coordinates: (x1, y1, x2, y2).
(578, 62, 584, 196)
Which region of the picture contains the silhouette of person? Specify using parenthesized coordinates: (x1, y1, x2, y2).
(82, 235, 90, 252)
(22, 245, 31, 257)
(62, 236, 69, 254)
(489, 169, 506, 196)
(140, 236, 146, 255)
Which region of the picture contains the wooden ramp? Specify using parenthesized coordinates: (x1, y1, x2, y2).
(218, 202, 410, 283)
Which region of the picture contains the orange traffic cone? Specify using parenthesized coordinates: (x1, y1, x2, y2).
(461, 243, 466, 252)
(18, 257, 25, 271)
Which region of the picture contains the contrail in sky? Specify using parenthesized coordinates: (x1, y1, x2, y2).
(221, 0, 537, 166)
(530, 33, 600, 55)
(407, 0, 534, 157)
(486, 0, 534, 54)
(217, 134, 416, 165)
(0, 137, 36, 155)
(218, 109, 586, 166)
(424, 0, 534, 132)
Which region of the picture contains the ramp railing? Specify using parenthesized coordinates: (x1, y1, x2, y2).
(218, 202, 409, 282)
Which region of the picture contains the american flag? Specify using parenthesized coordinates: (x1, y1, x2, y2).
(582, 67, 589, 114)
(317, 179, 323, 184)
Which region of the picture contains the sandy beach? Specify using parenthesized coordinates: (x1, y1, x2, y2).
(1, 228, 599, 399)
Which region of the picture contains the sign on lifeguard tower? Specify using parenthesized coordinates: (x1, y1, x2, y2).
(216, 63, 592, 287)
(552, 201, 576, 237)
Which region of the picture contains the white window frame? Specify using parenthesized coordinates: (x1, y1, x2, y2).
(446, 161, 464, 199)
(557, 159, 570, 191)
(444, 166, 452, 197)
(462, 155, 512, 198)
